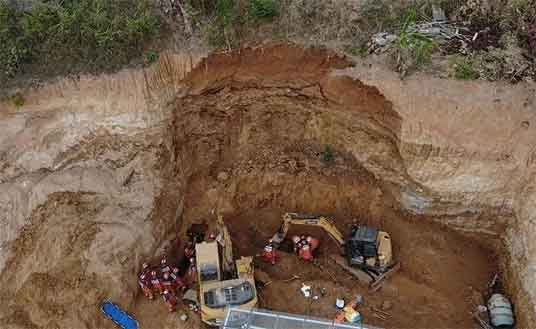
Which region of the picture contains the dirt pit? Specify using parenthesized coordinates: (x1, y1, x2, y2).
(224, 209, 496, 329)
(132, 44, 501, 328)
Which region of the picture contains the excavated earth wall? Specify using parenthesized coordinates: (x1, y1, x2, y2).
(0, 44, 534, 328)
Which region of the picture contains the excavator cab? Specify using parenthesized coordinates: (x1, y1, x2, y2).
(346, 225, 392, 273)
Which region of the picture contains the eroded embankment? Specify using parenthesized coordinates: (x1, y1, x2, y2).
(0, 43, 532, 329)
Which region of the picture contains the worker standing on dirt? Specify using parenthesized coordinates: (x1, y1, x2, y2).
(299, 244, 315, 261)
(138, 272, 154, 300)
(292, 235, 303, 254)
(161, 272, 175, 294)
(184, 242, 195, 259)
(170, 267, 187, 293)
(160, 256, 171, 274)
(262, 239, 278, 265)
(138, 263, 155, 299)
(291, 235, 319, 261)
(162, 290, 178, 312)
(187, 257, 197, 284)
(150, 270, 164, 295)
(306, 236, 319, 252)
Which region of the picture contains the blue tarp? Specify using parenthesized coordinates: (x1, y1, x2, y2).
(101, 301, 139, 329)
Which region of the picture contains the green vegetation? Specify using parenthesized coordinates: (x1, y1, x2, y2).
(0, 0, 159, 83)
(144, 50, 160, 65)
(322, 145, 334, 164)
(453, 57, 479, 80)
(205, 0, 280, 48)
(248, 0, 278, 20)
(348, 46, 369, 58)
(11, 93, 25, 108)
(396, 8, 435, 75)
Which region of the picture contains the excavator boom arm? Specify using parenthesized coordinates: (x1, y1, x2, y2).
(271, 213, 346, 247)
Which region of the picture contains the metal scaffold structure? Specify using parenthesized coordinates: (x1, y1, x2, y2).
(223, 307, 381, 329)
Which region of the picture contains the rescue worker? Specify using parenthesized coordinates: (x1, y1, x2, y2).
(306, 236, 320, 252)
(162, 290, 178, 312)
(150, 270, 163, 295)
(207, 233, 216, 241)
(138, 272, 153, 300)
(298, 244, 315, 261)
(292, 235, 302, 254)
(184, 242, 195, 259)
(160, 256, 171, 274)
(161, 272, 175, 294)
(262, 239, 277, 265)
(187, 257, 197, 284)
(170, 267, 187, 293)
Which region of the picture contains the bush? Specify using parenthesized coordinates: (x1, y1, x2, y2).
(248, 0, 278, 20)
(453, 57, 479, 80)
(11, 93, 25, 108)
(0, 4, 30, 79)
(0, 0, 160, 83)
(395, 8, 435, 76)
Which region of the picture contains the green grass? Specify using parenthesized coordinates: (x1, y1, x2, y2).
(11, 93, 25, 108)
(398, 8, 435, 65)
(322, 145, 334, 164)
(348, 46, 369, 58)
(144, 50, 159, 64)
(248, 0, 278, 20)
(0, 0, 160, 83)
(453, 58, 479, 80)
(395, 7, 435, 75)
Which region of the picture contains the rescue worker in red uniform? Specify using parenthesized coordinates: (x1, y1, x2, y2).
(262, 239, 277, 265)
(161, 272, 175, 294)
(170, 267, 187, 293)
(184, 242, 195, 259)
(187, 257, 197, 284)
(138, 272, 154, 300)
(298, 244, 314, 261)
(306, 236, 320, 253)
(162, 290, 178, 312)
(292, 236, 309, 253)
(150, 270, 163, 295)
(292, 235, 319, 261)
(160, 256, 171, 274)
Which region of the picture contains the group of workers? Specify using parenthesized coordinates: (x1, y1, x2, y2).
(262, 235, 320, 264)
(137, 243, 198, 312)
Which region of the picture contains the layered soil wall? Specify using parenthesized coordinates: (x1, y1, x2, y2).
(0, 44, 534, 328)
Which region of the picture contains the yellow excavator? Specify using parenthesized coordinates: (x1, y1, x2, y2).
(271, 212, 399, 287)
(195, 216, 257, 326)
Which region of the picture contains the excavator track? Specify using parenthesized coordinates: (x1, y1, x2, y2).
(332, 255, 400, 290)
(332, 255, 374, 286)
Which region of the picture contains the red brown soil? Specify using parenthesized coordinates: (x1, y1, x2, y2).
(164, 43, 499, 328)
(223, 202, 496, 328)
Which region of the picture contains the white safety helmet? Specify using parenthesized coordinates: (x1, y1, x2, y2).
(306, 236, 313, 243)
